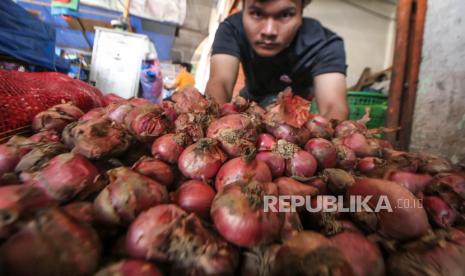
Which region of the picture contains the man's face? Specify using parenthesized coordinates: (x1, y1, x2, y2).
(243, 0, 303, 57)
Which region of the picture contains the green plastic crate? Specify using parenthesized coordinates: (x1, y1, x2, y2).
(310, 91, 388, 128)
(347, 91, 387, 106)
(350, 104, 387, 129)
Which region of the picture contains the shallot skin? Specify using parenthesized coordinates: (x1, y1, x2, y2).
(211, 181, 282, 247)
(347, 178, 430, 241)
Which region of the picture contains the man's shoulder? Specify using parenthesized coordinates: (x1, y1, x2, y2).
(293, 17, 343, 52)
(179, 71, 190, 78)
(288, 17, 346, 77)
(185, 72, 195, 81)
(222, 12, 243, 30)
(300, 17, 338, 40)
(302, 17, 324, 28)
(212, 12, 246, 58)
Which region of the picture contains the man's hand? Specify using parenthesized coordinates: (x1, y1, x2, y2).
(205, 54, 240, 105)
(314, 72, 349, 122)
(164, 83, 173, 90)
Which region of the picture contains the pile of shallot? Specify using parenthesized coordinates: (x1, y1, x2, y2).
(0, 87, 464, 276)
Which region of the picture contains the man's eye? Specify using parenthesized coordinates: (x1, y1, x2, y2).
(250, 11, 263, 19)
(280, 12, 294, 19)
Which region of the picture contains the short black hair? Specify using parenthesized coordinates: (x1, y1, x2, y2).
(180, 62, 192, 73)
(242, 0, 312, 10)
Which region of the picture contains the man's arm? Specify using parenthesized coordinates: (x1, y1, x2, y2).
(313, 72, 349, 122)
(164, 74, 181, 90)
(205, 54, 240, 105)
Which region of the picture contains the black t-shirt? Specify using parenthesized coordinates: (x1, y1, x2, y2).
(211, 12, 347, 106)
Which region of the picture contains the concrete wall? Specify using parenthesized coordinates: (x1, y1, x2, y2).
(304, 0, 396, 87)
(171, 0, 213, 62)
(409, 0, 465, 165)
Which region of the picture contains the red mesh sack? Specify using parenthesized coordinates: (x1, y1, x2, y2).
(0, 70, 104, 142)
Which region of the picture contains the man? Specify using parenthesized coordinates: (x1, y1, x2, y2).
(140, 53, 163, 103)
(205, 0, 349, 121)
(165, 62, 196, 94)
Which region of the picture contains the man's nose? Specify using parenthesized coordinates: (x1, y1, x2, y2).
(261, 18, 278, 38)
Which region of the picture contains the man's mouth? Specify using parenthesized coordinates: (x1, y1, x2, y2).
(256, 42, 279, 49)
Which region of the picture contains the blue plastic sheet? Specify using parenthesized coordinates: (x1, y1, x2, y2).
(0, 0, 56, 69)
